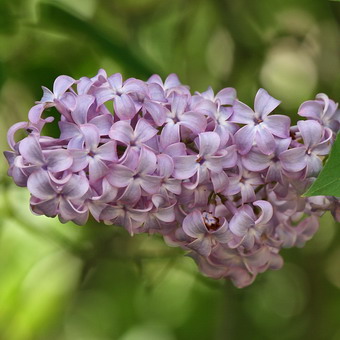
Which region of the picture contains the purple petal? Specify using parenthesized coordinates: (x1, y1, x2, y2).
(32, 198, 59, 217)
(254, 88, 280, 118)
(118, 181, 142, 205)
(135, 118, 158, 143)
(40, 86, 54, 102)
(263, 115, 290, 138)
(95, 87, 114, 107)
(140, 174, 162, 194)
(279, 147, 307, 172)
(298, 100, 323, 119)
(171, 94, 188, 116)
(254, 200, 273, 225)
(71, 95, 95, 125)
(89, 114, 113, 136)
(305, 154, 322, 177)
(144, 101, 166, 126)
(255, 125, 276, 155)
(229, 210, 254, 237)
(107, 164, 133, 187)
(53, 75, 75, 98)
(154, 206, 176, 223)
(183, 210, 207, 237)
(108, 73, 123, 90)
(62, 174, 89, 199)
(180, 112, 207, 134)
(164, 73, 181, 89)
(109, 121, 133, 145)
(231, 100, 254, 124)
(163, 178, 182, 195)
(45, 149, 73, 172)
(234, 125, 256, 155)
(89, 157, 109, 182)
(96, 141, 118, 162)
(242, 149, 271, 172)
(59, 121, 81, 140)
(161, 122, 180, 148)
(19, 136, 44, 166)
(188, 238, 212, 257)
(298, 120, 323, 148)
(27, 170, 56, 200)
(7, 122, 28, 149)
(198, 132, 220, 156)
(216, 87, 236, 105)
(157, 154, 174, 177)
(240, 183, 256, 203)
(147, 83, 166, 102)
(114, 93, 137, 120)
(28, 104, 45, 124)
(211, 170, 229, 193)
(80, 124, 100, 150)
(173, 155, 198, 179)
(137, 147, 157, 174)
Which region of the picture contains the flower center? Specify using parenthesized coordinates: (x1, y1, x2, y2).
(202, 211, 220, 231)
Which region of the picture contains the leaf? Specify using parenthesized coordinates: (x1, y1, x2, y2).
(303, 133, 340, 197)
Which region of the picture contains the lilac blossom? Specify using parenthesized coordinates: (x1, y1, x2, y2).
(4, 70, 340, 288)
(232, 88, 290, 155)
(280, 120, 332, 178)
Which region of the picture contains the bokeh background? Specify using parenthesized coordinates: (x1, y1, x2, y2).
(1, 0, 340, 339)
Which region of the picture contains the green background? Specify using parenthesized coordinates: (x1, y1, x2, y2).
(1, 0, 340, 339)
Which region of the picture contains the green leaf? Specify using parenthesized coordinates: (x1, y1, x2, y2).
(303, 133, 340, 197)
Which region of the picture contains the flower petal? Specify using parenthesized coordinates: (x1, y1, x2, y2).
(19, 136, 44, 166)
(279, 148, 307, 172)
(53, 75, 75, 98)
(173, 155, 198, 179)
(231, 100, 254, 124)
(45, 149, 73, 172)
(134, 118, 158, 143)
(229, 210, 254, 237)
(62, 174, 89, 199)
(109, 121, 134, 145)
(254, 88, 280, 118)
(183, 210, 207, 237)
(27, 170, 56, 200)
(234, 125, 256, 155)
(114, 93, 137, 120)
(298, 120, 323, 149)
(263, 115, 290, 138)
(71, 95, 95, 125)
(198, 132, 220, 157)
(255, 125, 276, 155)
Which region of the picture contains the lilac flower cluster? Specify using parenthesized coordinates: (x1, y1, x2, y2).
(4, 70, 340, 287)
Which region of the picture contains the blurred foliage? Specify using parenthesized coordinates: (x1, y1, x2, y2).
(0, 0, 340, 339)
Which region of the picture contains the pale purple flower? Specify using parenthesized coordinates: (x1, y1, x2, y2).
(229, 200, 273, 249)
(280, 120, 332, 178)
(173, 132, 231, 191)
(232, 88, 290, 155)
(95, 73, 147, 120)
(298, 93, 340, 133)
(69, 124, 117, 182)
(222, 168, 263, 203)
(28, 170, 89, 221)
(147, 73, 190, 97)
(100, 202, 151, 235)
(161, 93, 207, 146)
(242, 137, 291, 183)
(140, 194, 176, 234)
(183, 209, 231, 256)
(5, 70, 340, 288)
(107, 147, 161, 205)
